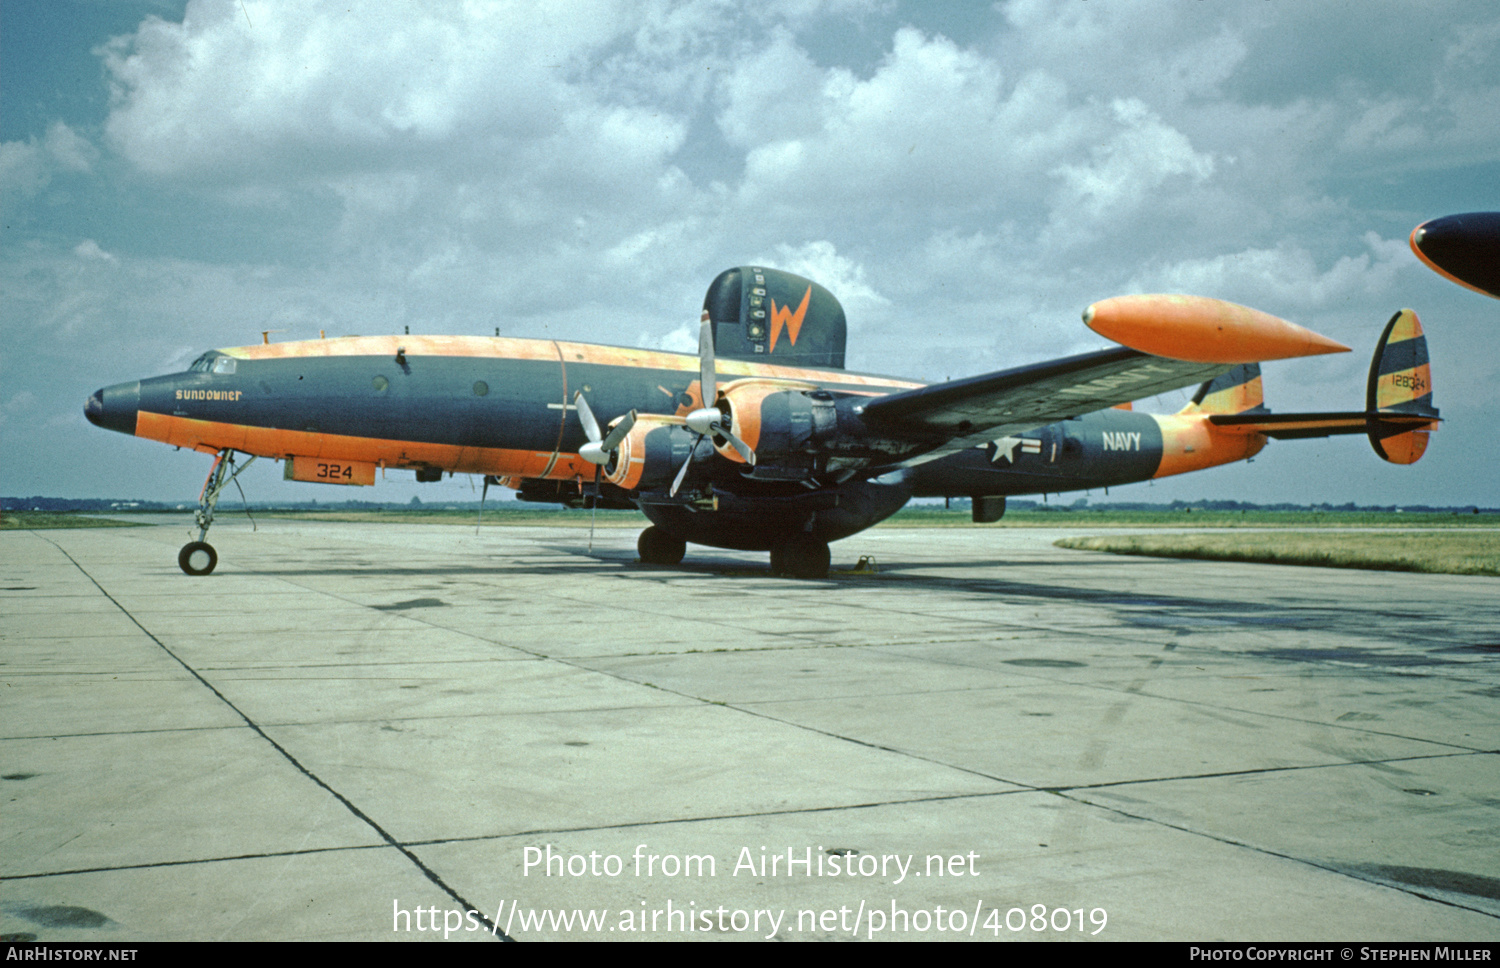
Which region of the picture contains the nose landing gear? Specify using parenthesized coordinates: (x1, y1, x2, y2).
(179, 449, 255, 575)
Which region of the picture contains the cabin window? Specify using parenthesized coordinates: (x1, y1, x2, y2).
(372, 375, 389, 392)
(473, 381, 489, 397)
(211, 357, 237, 375)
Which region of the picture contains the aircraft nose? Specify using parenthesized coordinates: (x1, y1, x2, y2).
(85, 381, 141, 435)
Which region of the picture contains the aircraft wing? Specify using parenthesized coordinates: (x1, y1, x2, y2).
(862, 347, 1231, 466)
(861, 294, 1353, 468)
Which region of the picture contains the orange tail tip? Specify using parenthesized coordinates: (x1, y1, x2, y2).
(1083, 294, 1350, 364)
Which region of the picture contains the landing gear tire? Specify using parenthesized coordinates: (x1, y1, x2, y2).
(178, 541, 218, 576)
(780, 537, 830, 580)
(637, 526, 686, 566)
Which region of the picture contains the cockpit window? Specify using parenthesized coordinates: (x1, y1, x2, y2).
(187, 352, 237, 374)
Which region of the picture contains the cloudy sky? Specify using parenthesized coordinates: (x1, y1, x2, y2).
(4, 0, 1497, 507)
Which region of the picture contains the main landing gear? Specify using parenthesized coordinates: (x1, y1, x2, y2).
(179, 449, 255, 576)
(637, 526, 686, 565)
(770, 536, 831, 580)
(636, 526, 831, 579)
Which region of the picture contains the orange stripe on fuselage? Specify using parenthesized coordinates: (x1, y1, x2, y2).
(220, 335, 921, 391)
(170, 338, 921, 482)
(1150, 413, 1265, 479)
(135, 411, 594, 481)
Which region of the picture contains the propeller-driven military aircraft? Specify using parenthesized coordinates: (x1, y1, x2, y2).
(86, 267, 1439, 578)
(1411, 212, 1500, 299)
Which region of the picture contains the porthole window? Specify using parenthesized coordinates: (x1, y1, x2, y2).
(372, 375, 388, 392)
(473, 381, 489, 397)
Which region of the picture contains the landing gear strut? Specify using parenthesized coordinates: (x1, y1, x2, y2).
(179, 449, 255, 576)
(771, 536, 830, 579)
(637, 526, 686, 565)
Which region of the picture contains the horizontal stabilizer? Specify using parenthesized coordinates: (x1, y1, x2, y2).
(1208, 410, 1437, 441)
(1207, 310, 1438, 464)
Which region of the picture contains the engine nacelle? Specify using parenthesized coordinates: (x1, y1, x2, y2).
(718, 379, 893, 482)
(601, 414, 702, 491)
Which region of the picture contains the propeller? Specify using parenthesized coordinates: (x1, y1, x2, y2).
(575, 391, 636, 467)
(670, 316, 756, 496)
(574, 391, 636, 551)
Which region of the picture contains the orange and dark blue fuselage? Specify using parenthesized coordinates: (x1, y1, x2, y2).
(85, 266, 1430, 574)
(85, 333, 1258, 529)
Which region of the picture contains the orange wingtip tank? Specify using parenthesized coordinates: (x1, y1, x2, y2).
(1083, 295, 1350, 364)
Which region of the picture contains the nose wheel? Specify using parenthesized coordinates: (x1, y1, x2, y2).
(178, 541, 218, 576)
(178, 449, 255, 576)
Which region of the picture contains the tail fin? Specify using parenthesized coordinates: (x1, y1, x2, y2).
(702, 266, 847, 369)
(1366, 309, 1437, 464)
(1202, 309, 1439, 463)
(1179, 364, 1266, 415)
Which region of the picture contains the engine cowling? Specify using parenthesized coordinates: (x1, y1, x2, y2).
(717, 379, 891, 482)
(601, 414, 701, 491)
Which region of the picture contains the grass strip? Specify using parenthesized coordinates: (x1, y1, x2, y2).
(1, 512, 147, 530)
(1055, 531, 1500, 577)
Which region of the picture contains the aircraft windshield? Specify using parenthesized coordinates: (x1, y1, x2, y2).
(187, 352, 236, 374)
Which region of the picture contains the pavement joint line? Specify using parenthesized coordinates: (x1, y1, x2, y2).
(1048, 747, 1497, 793)
(137, 535, 1500, 797)
(394, 788, 1031, 848)
(859, 644, 1499, 753)
(34, 533, 513, 942)
(1046, 787, 1500, 922)
(693, 694, 1498, 796)
(221, 550, 1043, 791)
(0, 841, 392, 882)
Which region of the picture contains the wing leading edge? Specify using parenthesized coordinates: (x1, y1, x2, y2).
(863, 347, 1232, 467)
(861, 294, 1352, 469)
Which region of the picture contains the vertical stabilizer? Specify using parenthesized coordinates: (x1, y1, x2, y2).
(1366, 309, 1437, 464)
(703, 267, 847, 369)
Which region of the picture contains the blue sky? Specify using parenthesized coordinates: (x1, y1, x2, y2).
(3, 0, 1497, 506)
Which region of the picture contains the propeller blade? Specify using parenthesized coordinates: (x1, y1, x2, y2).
(698, 316, 717, 408)
(669, 436, 698, 497)
(599, 410, 637, 451)
(720, 429, 756, 465)
(574, 390, 602, 442)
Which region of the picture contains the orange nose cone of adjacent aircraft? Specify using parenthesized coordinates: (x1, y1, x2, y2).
(1082, 294, 1350, 364)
